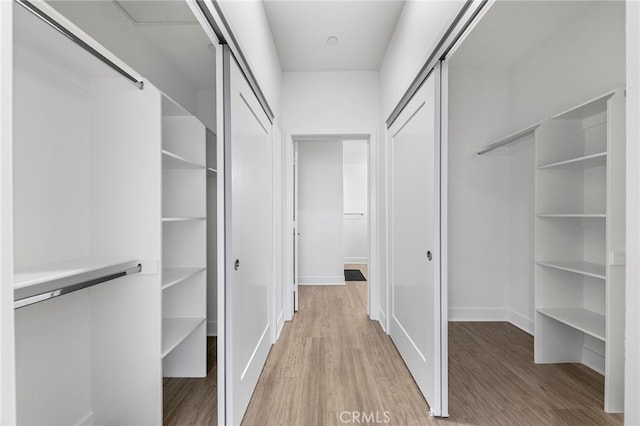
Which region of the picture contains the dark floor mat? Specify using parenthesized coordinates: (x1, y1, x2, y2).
(344, 269, 366, 281)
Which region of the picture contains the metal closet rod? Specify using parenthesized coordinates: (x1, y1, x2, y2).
(16, 0, 144, 90)
(14, 264, 142, 309)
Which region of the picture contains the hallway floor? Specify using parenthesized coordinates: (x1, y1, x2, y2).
(160, 270, 623, 425)
(242, 272, 623, 425)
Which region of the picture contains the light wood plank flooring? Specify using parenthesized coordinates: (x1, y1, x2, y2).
(242, 275, 623, 425)
(163, 337, 217, 425)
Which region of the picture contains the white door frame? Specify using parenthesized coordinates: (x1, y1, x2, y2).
(284, 130, 379, 322)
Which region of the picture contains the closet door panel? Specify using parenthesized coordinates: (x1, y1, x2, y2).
(225, 47, 273, 425)
(388, 67, 445, 416)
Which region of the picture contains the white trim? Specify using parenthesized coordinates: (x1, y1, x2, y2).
(284, 130, 379, 324)
(448, 307, 509, 322)
(378, 308, 387, 333)
(276, 311, 284, 340)
(583, 347, 606, 375)
(270, 120, 278, 345)
(627, 2, 640, 423)
(344, 257, 368, 264)
(218, 45, 228, 426)
(207, 320, 217, 337)
(448, 308, 535, 336)
(507, 310, 534, 336)
(439, 60, 449, 418)
(0, 2, 16, 424)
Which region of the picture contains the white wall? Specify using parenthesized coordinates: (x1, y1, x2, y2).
(282, 70, 380, 318)
(625, 1, 640, 423)
(298, 140, 344, 285)
(283, 71, 379, 131)
(447, 67, 511, 321)
(379, 0, 465, 119)
(508, 1, 625, 132)
(343, 140, 368, 264)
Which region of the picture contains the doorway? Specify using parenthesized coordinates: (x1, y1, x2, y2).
(285, 132, 378, 322)
(294, 138, 369, 298)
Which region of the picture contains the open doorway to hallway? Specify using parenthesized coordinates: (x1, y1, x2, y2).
(291, 135, 374, 318)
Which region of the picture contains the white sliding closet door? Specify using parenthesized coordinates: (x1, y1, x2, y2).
(223, 47, 273, 425)
(388, 64, 447, 416)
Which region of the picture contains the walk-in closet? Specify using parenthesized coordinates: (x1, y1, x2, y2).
(447, 0, 625, 414)
(8, 0, 220, 423)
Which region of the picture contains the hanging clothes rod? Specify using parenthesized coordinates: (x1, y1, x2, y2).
(15, 0, 144, 90)
(344, 213, 365, 216)
(477, 122, 540, 155)
(14, 263, 142, 309)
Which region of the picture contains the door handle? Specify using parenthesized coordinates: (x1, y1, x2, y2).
(427, 251, 432, 261)
(234, 259, 240, 270)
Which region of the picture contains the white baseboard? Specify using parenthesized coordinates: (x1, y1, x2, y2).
(76, 412, 94, 426)
(583, 347, 605, 375)
(448, 307, 508, 322)
(299, 275, 345, 285)
(378, 308, 387, 333)
(508, 310, 534, 335)
(344, 258, 368, 264)
(449, 307, 535, 336)
(276, 311, 284, 339)
(207, 320, 217, 336)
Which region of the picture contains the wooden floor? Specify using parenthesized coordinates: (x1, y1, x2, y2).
(162, 264, 623, 425)
(163, 336, 217, 426)
(242, 265, 623, 425)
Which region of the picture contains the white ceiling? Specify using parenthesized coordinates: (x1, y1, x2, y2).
(450, 0, 592, 69)
(263, 0, 405, 72)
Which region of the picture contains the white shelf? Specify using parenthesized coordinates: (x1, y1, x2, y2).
(207, 167, 218, 174)
(537, 308, 605, 341)
(536, 213, 606, 218)
(536, 260, 606, 280)
(538, 152, 606, 170)
(162, 217, 206, 222)
(552, 91, 615, 120)
(162, 267, 205, 290)
(14, 257, 139, 300)
(161, 317, 205, 358)
(162, 150, 205, 170)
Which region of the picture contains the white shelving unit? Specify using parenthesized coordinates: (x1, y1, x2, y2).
(11, 2, 163, 424)
(161, 96, 207, 378)
(534, 89, 625, 412)
(162, 267, 206, 291)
